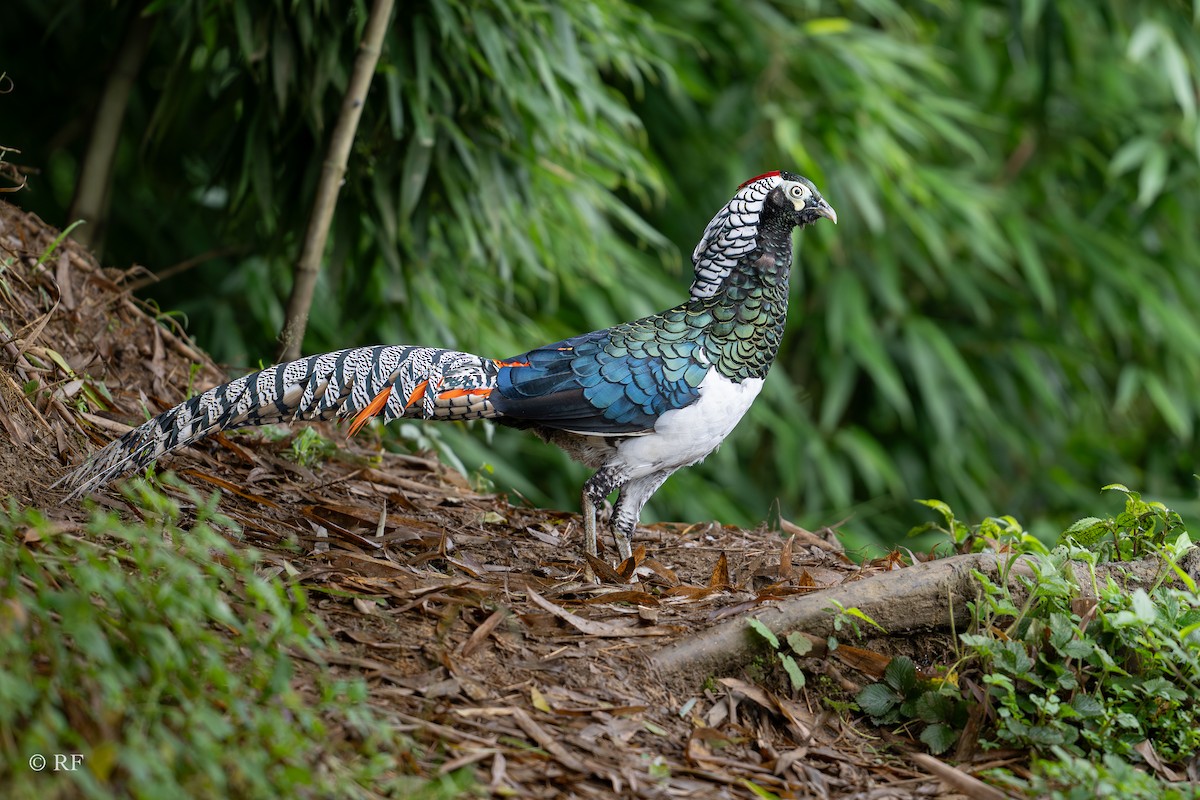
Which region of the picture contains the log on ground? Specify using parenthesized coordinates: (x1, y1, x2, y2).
(648, 552, 1180, 689)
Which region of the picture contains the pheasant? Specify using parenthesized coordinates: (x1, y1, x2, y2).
(60, 171, 836, 561)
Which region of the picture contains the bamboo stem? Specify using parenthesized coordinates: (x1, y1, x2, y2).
(277, 0, 396, 361)
(67, 7, 155, 251)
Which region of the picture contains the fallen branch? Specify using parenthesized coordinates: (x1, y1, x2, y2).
(909, 752, 1014, 800)
(648, 552, 1175, 686)
(527, 588, 673, 638)
(122, 244, 248, 293)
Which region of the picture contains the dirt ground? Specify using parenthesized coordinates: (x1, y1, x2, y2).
(0, 199, 1017, 798)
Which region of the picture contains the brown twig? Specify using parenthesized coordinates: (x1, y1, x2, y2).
(910, 752, 1016, 800)
(117, 294, 219, 377)
(122, 244, 248, 293)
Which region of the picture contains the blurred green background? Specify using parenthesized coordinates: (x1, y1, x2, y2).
(4, 0, 1199, 554)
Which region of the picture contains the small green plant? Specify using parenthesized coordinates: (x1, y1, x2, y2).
(26, 345, 113, 414)
(33, 219, 85, 267)
(989, 746, 1200, 800)
(747, 619, 813, 691)
(471, 462, 497, 494)
(858, 490, 1200, 793)
(146, 301, 189, 330)
(287, 426, 339, 467)
(643, 754, 671, 783)
(740, 777, 784, 799)
(825, 599, 886, 641)
(913, 497, 1046, 556)
(79, 379, 113, 412)
(855, 657, 968, 754)
(1058, 484, 1187, 561)
(186, 361, 204, 398)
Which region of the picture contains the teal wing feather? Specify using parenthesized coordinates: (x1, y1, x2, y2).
(492, 315, 709, 435)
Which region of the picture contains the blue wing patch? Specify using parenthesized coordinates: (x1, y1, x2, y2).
(491, 325, 708, 435)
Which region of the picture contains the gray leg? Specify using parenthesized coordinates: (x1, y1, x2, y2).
(610, 470, 672, 562)
(581, 466, 625, 558)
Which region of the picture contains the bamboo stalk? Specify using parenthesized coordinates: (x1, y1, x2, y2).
(277, 0, 396, 361)
(68, 7, 155, 251)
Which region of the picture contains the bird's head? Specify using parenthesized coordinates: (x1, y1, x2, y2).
(773, 171, 837, 227)
(690, 171, 836, 299)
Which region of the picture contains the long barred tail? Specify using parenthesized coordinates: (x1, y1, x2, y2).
(58, 344, 502, 500)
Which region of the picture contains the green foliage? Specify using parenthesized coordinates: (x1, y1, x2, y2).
(8, 1, 1200, 550)
(1058, 484, 1187, 561)
(33, 219, 85, 268)
(824, 599, 885, 640)
(855, 657, 967, 755)
(749, 604, 885, 692)
(966, 573, 1200, 761)
(747, 618, 809, 691)
(10, 0, 675, 363)
(859, 494, 1200, 791)
(0, 480, 460, 799)
(286, 426, 340, 467)
(614, 0, 1200, 544)
(992, 747, 1200, 800)
(914, 496, 1049, 557)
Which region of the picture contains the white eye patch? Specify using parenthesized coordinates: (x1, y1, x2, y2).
(785, 182, 811, 203)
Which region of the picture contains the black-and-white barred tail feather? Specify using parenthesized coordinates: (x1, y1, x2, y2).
(58, 344, 502, 500)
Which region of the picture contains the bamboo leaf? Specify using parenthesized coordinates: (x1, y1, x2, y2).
(1137, 146, 1169, 207)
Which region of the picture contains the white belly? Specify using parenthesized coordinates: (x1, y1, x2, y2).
(615, 369, 763, 479)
